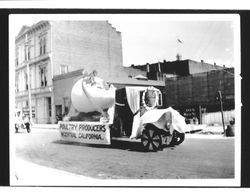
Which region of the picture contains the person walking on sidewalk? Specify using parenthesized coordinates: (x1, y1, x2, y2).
(24, 115, 31, 133)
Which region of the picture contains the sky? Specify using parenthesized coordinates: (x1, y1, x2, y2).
(10, 14, 240, 68)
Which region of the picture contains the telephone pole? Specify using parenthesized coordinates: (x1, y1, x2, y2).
(25, 34, 33, 123)
(217, 90, 226, 135)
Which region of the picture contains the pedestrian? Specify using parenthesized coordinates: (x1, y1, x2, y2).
(225, 118, 235, 137)
(24, 115, 31, 133)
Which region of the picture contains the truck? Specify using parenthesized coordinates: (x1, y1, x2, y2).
(58, 71, 190, 152)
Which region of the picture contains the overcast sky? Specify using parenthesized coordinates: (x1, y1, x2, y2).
(10, 14, 239, 68)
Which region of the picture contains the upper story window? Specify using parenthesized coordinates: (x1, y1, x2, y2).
(40, 66, 48, 87)
(24, 71, 28, 90)
(60, 65, 68, 74)
(15, 47, 19, 66)
(15, 72, 19, 92)
(24, 46, 27, 61)
(27, 45, 31, 60)
(39, 36, 47, 56)
(23, 40, 32, 62)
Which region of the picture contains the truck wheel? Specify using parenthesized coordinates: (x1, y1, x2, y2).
(141, 124, 162, 152)
(171, 131, 185, 145)
(162, 134, 174, 147)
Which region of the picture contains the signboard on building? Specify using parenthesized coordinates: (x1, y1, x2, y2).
(178, 106, 200, 124)
(182, 107, 197, 119)
(58, 121, 111, 145)
(22, 107, 35, 118)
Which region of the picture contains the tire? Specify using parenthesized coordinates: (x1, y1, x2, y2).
(171, 130, 185, 146)
(161, 134, 174, 147)
(141, 124, 162, 152)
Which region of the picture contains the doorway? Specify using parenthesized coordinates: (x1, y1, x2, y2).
(55, 105, 62, 122)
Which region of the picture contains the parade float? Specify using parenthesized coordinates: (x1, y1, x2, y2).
(58, 70, 190, 151)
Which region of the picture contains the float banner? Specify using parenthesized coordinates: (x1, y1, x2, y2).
(58, 121, 111, 145)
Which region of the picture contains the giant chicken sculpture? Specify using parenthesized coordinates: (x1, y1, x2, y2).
(67, 70, 116, 122)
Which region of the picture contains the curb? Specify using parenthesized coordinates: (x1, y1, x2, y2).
(185, 133, 233, 139)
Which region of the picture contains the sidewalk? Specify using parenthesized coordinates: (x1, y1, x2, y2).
(185, 133, 228, 139)
(11, 158, 96, 186)
(185, 124, 231, 139)
(31, 123, 230, 139)
(31, 123, 59, 129)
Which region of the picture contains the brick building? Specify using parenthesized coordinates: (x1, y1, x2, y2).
(127, 59, 224, 80)
(15, 20, 124, 124)
(165, 68, 235, 124)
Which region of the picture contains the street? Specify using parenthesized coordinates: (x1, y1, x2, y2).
(13, 127, 235, 180)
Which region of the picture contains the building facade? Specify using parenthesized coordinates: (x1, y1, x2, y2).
(15, 20, 124, 124)
(165, 68, 235, 124)
(15, 21, 53, 124)
(127, 59, 224, 80)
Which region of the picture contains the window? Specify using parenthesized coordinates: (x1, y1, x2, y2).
(39, 36, 47, 56)
(48, 97, 51, 117)
(24, 71, 28, 90)
(39, 41, 42, 55)
(43, 41, 46, 54)
(15, 47, 19, 66)
(60, 65, 68, 74)
(26, 40, 31, 60)
(15, 72, 19, 92)
(27, 46, 31, 60)
(40, 66, 48, 87)
(23, 38, 32, 62)
(63, 97, 70, 114)
(24, 47, 27, 61)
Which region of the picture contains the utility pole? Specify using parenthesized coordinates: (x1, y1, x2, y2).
(25, 34, 33, 123)
(217, 90, 226, 135)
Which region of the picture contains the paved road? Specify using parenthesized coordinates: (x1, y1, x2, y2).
(13, 127, 235, 180)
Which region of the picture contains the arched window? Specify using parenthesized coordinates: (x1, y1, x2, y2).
(40, 65, 48, 87)
(39, 35, 47, 56)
